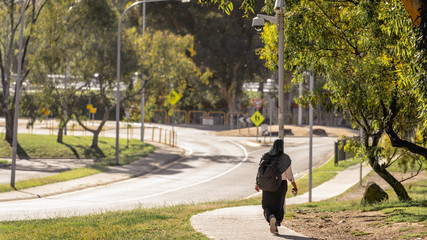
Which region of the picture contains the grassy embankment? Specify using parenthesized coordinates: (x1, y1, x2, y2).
(0, 134, 155, 192)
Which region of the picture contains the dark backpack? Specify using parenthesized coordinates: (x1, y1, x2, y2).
(256, 155, 282, 192)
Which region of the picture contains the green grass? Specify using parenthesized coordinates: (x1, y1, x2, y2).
(350, 230, 372, 236)
(0, 134, 155, 165)
(399, 232, 427, 239)
(0, 167, 106, 193)
(0, 134, 155, 192)
(286, 157, 361, 198)
(0, 199, 258, 240)
(0, 160, 9, 166)
(290, 178, 427, 223)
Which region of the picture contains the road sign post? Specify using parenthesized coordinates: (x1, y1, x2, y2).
(251, 99, 264, 141)
(252, 99, 264, 111)
(261, 124, 268, 143)
(167, 90, 181, 147)
(126, 108, 130, 148)
(251, 111, 265, 141)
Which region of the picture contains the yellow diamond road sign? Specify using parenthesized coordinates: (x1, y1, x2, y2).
(167, 90, 181, 105)
(251, 111, 264, 126)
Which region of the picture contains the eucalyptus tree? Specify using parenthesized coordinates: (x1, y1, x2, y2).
(65, 0, 141, 156)
(0, 0, 47, 157)
(133, 29, 212, 117)
(28, 0, 87, 144)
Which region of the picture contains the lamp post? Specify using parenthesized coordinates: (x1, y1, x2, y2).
(252, 0, 285, 140)
(11, 0, 29, 188)
(308, 71, 314, 202)
(140, 3, 146, 142)
(116, 0, 189, 164)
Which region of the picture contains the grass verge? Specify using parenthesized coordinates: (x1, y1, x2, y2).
(0, 198, 260, 240)
(0, 160, 9, 166)
(285, 157, 361, 198)
(0, 166, 107, 193)
(0, 134, 155, 193)
(0, 134, 155, 164)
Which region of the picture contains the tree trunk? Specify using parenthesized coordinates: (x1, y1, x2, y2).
(385, 122, 427, 161)
(356, 110, 411, 202)
(57, 127, 64, 144)
(4, 109, 29, 159)
(76, 105, 110, 158)
(381, 98, 427, 162)
(5, 109, 14, 143)
(91, 130, 105, 158)
(400, 0, 422, 26)
(223, 80, 237, 113)
(368, 155, 411, 201)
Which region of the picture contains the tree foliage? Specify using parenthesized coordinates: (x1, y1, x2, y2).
(253, 0, 427, 201)
(0, 0, 48, 158)
(132, 28, 212, 116)
(132, 1, 270, 112)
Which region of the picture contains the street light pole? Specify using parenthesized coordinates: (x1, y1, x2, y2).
(141, 2, 146, 142)
(276, 3, 285, 140)
(116, 0, 189, 164)
(308, 71, 314, 202)
(11, 0, 29, 188)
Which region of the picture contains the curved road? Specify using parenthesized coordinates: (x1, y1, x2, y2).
(0, 125, 335, 221)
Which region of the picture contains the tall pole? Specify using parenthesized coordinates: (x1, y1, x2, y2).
(117, 1, 145, 165)
(308, 71, 314, 202)
(11, 0, 29, 188)
(140, 2, 146, 142)
(116, 10, 124, 165)
(298, 82, 302, 125)
(277, 10, 285, 140)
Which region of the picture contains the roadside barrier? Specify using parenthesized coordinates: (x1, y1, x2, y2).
(37, 120, 178, 148)
(146, 124, 177, 147)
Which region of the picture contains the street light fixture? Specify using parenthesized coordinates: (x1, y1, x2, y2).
(252, 0, 285, 140)
(116, 0, 189, 165)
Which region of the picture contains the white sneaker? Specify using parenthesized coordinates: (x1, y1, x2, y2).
(269, 216, 277, 234)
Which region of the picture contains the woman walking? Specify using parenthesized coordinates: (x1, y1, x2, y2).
(255, 138, 298, 234)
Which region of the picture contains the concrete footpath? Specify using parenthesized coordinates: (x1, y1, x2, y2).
(190, 163, 372, 240)
(0, 142, 186, 202)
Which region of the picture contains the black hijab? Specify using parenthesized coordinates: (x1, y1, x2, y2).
(265, 138, 284, 157)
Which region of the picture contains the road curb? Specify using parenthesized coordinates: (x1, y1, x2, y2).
(0, 142, 190, 202)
